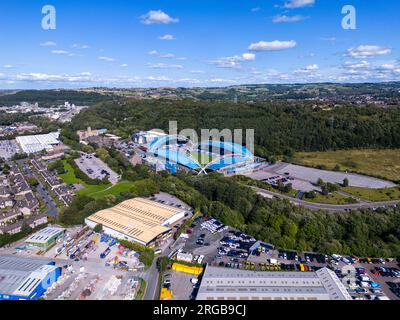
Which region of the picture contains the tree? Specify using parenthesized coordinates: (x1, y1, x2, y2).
(343, 178, 350, 187)
(317, 178, 325, 187)
(334, 164, 341, 172)
(94, 224, 103, 233)
(321, 185, 329, 196)
(157, 256, 171, 273)
(305, 191, 317, 199)
(283, 183, 293, 194)
(27, 177, 39, 188)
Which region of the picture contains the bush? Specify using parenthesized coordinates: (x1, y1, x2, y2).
(157, 256, 171, 272)
(119, 240, 155, 268)
(94, 224, 103, 233)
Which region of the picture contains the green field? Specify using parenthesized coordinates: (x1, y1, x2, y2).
(59, 160, 134, 198)
(294, 149, 400, 182)
(342, 186, 400, 202)
(304, 192, 358, 205)
(87, 181, 136, 199)
(191, 151, 216, 166)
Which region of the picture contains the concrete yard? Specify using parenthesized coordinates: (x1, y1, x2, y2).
(275, 163, 396, 189)
(167, 271, 196, 300)
(75, 153, 119, 184)
(247, 162, 396, 193)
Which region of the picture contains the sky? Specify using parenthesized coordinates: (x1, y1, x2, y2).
(0, 0, 399, 89)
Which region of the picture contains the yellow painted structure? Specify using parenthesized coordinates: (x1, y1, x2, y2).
(172, 263, 203, 275)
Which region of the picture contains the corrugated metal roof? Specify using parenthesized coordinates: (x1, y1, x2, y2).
(86, 198, 184, 244)
(0, 256, 58, 299)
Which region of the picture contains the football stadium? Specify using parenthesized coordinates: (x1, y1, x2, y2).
(134, 131, 261, 175)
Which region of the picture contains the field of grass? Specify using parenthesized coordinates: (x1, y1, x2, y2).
(304, 192, 358, 205)
(293, 149, 400, 182)
(59, 160, 134, 199)
(191, 152, 216, 166)
(342, 186, 400, 202)
(88, 181, 136, 199)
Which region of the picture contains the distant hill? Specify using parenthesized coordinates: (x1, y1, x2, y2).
(80, 82, 400, 106)
(0, 89, 119, 107)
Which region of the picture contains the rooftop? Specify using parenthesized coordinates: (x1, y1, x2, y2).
(0, 256, 58, 299)
(86, 197, 185, 244)
(197, 266, 351, 301)
(25, 227, 65, 244)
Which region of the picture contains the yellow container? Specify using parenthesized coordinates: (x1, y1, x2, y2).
(160, 288, 173, 300)
(172, 263, 203, 275)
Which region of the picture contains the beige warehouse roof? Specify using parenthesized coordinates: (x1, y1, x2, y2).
(86, 198, 184, 244)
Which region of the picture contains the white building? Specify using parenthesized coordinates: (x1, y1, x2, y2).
(196, 266, 352, 301)
(16, 132, 61, 154)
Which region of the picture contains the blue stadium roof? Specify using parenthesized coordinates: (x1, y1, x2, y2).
(149, 135, 254, 172)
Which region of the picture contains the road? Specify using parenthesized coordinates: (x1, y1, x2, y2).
(24, 159, 59, 217)
(253, 187, 400, 212)
(37, 183, 59, 217)
(16, 159, 59, 217)
(143, 241, 175, 300)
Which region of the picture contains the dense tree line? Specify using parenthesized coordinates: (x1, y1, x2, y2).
(0, 90, 119, 107)
(179, 174, 400, 258)
(69, 99, 400, 155)
(57, 166, 400, 257)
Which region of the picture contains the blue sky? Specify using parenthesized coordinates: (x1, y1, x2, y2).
(0, 0, 399, 88)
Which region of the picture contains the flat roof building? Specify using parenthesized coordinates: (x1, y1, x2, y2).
(85, 197, 187, 246)
(196, 266, 352, 301)
(0, 256, 61, 300)
(16, 132, 60, 154)
(25, 227, 66, 251)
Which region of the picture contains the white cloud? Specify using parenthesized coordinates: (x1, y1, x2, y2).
(120, 64, 128, 68)
(251, 7, 261, 13)
(346, 45, 392, 58)
(147, 63, 183, 69)
(158, 34, 175, 41)
(159, 53, 176, 59)
(248, 40, 297, 51)
(242, 53, 256, 61)
(284, 0, 315, 9)
(72, 43, 90, 49)
(40, 41, 57, 47)
(147, 76, 172, 81)
(98, 56, 116, 62)
(3, 65, 14, 69)
(294, 64, 319, 74)
(272, 15, 308, 23)
(140, 10, 179, 25)
(190, 70, 205, 74)
(148, 50, 159, 56)
(343, 60, 370, 69)
(51, 50, 69, 55)
(210, 53, 256, 69)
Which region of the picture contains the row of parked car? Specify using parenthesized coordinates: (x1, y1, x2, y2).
(387, 282, 400, 298)
(371, 266, 400, 278)
(200, 218, 228, 234)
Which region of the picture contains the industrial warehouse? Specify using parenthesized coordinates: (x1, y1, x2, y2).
(196, 266, 352, 301)
(0, 256, 61, 300)
(16, 131, 61, 154)
(25, 227, 66, 251)
(85, 198, 188, 246)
